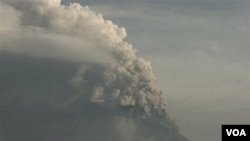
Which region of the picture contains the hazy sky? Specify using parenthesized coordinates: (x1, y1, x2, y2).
(61, 0, 250, 141)
(0, 0, 249, 141)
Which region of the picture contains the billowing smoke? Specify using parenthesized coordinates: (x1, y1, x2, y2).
(0, 0, 189, 141)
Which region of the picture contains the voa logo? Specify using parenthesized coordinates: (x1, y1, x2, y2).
(226, 129, 246, 136)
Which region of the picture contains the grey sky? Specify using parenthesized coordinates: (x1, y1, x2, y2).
(61, 0, 250, 141)
(0, 0, 249, 141)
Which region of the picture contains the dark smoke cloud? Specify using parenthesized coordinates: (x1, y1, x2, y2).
(0, 0, 189, 141)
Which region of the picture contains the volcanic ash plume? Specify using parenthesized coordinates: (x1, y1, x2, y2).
(0, 0, 189, 141)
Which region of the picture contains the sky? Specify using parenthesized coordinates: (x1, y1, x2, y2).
(61, 0, 250, 141)
(0, 0, 250, 141)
